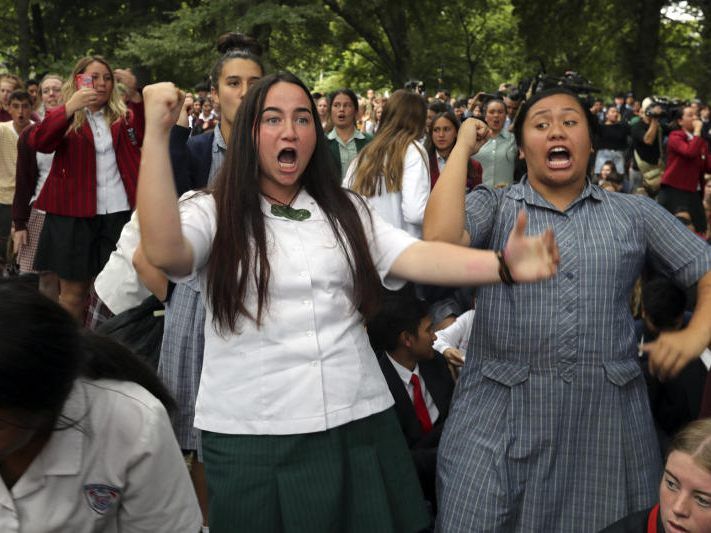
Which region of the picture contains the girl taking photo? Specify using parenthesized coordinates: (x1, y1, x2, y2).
(28, 56, 143, 321)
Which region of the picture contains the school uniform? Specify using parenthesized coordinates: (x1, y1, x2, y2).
(0, 379, 201, 532)
(377, 351, 455, 508)
(176, 189, 429, 532)
(27, 103, 143, 280)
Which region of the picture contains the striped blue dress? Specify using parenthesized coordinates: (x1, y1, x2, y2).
(436, 179, 711, 532)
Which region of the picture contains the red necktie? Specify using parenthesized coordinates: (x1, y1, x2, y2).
(410, 373, 433, 433)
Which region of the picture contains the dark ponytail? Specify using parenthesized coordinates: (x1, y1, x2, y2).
(0, 281, 176, 419)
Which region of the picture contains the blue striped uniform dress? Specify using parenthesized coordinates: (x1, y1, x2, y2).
(157, 128, 226, 453)
(436, 178, 711, 532)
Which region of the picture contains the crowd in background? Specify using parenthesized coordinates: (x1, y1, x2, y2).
(0, 31, 711, 533)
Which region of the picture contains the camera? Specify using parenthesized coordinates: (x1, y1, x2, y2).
(404, 80, 425, 96)
(644, 96, 685, 121)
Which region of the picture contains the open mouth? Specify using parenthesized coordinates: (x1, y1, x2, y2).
(546, 146, 572, 169)
(278, 148, 297, 170)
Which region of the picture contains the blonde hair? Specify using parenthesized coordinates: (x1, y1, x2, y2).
(39, 74, 63, 90)
(350, 90, 427, 197)
(62, 56, 127, 133)
(668, 418, 711, 473)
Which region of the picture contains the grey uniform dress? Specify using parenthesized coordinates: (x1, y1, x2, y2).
(158, 127, 226, 453)
(436, 179, 711, 532)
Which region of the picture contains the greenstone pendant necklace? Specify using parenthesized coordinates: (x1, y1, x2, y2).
(261, 185, 311, 221)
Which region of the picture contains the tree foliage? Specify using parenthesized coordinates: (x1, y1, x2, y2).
(0, 0, 708, 102)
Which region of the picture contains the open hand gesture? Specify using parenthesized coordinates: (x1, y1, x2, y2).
(502, 210, 559, 283)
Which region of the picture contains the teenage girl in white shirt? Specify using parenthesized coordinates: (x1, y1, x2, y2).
(137, 71, 559, 531)
(344, 89, 431, 238)
(0, 282, 200, 532)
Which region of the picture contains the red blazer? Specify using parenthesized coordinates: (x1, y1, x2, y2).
(428, 151, 482, 191)
(27, 102, 144, 217)
(661, 129, 711, 193)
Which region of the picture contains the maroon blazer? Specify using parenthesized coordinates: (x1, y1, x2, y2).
(661, 129, 711, 193)
(27, 102, 144, 217)
(428, 151, 482, 191)
(11, 125, 39, 230)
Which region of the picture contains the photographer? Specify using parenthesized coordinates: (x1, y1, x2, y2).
(658, 105, 711, 235)
(631, 98, 667, 194)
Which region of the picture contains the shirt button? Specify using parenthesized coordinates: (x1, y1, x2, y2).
(306, 330, 314, 337)
(565, 272, 574, 280)
(300, 271, 308, 277)
(303, 300, 310, 305)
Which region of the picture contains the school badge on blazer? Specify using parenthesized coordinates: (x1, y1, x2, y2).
(84, 484, 121, 514)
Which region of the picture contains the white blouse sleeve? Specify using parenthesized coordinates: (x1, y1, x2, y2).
(432, 309, 475, 353)
(400, 142, 431, 225)
(170, 191, 217, 282)
(352, 195, 418, 290)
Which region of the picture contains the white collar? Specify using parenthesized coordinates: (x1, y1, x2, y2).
(385, 352, 420, 384)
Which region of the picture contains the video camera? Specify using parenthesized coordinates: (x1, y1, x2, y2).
(516, 59, 600, 108)
(644, 96, 685, 121)
(404, 80, 426, 96)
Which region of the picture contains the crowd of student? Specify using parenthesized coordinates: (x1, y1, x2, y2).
(1, 30, 711, 533)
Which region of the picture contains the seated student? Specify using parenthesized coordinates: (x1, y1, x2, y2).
(366, 289, 455, 511)
(636, 278, 708, 455)
(0, 281, 201, 532)
(601, 418, 711, 532)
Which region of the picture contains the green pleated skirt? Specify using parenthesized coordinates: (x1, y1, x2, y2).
(202, 408, 430, 533)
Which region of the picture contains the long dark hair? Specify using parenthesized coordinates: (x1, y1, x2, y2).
(0, 282, 176, 425)
(207, 72, 382, 333)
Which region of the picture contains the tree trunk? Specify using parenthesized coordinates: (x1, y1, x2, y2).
(15, 0, 31, 78)
(625, 0, 665, 99)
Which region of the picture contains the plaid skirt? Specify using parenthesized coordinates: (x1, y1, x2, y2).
(17, 208, 46, 274)
(202, 408, 430, 533)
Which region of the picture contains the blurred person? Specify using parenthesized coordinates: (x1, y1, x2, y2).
(590, 98, 604, 124)
(27, 56, 143, 321)
(366, 290, 455, 515)
(426, 100, 448, 134)
(472, 98, 517, 188)
(453, 99, 467, 122)
(658, 106, 711, 235)
(599, 159, 624, 192)
(425, 87, 711, 532)
(316, 95, 329, 131)
(194, 98, 217, 134)
(0, 281, 201, 532)
(327, 88, 371, 180)
(426, 111, 481, 190)
(12, 75, 64, 300)
(0, 74, 22, 122)
(594, 105, 630, 177)
(345, 90, 430, 238)
(601, 418, 711, 532)
(632, 98, 667, 195)
(0, 90, 33, 271)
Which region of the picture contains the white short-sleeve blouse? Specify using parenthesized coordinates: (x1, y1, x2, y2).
(177, 189, 418, 435)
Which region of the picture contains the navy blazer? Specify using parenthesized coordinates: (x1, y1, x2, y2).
(169, 125, 214, 195)
(376, 350, 454, 508)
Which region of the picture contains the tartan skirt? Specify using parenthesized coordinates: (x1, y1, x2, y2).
(17, 208, 45, 274)
(202, 408, 430, 533)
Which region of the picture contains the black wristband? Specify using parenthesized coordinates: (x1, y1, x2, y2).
(496, 250, 516, 285)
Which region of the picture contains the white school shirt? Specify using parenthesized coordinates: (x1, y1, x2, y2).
(432, 309, 475, 356)
(0, 379, 201, 533)
(86, 108, 130, 214)
(385, 353, 440, 424)
(343, 141, 430, 238)
(177, 190, 418, 435)
(93, 212, 151, 315)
